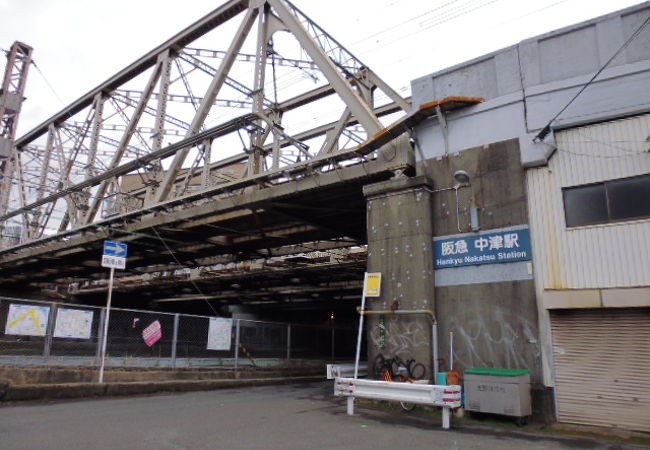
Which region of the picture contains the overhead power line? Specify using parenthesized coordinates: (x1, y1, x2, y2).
(534, 13, 650, 142)
(31, 59, 67, 107)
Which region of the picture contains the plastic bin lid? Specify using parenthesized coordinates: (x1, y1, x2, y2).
(465, 367, 530, 377)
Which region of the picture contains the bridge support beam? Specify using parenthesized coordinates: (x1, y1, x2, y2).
(363, 176, 436, 380)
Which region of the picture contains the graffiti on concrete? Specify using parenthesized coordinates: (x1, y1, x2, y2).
(369, 315, 429, 357)
(447, 306, 539, 370)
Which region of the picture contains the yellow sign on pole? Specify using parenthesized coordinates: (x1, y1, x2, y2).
(364, 272, 382, 297)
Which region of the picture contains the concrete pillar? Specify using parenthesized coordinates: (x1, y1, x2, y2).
(363, 176, 436, 380)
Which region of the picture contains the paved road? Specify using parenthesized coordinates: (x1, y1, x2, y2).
(0, 382, 633, 449)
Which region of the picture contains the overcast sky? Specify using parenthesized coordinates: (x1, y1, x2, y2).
(0, 0, 645, 136)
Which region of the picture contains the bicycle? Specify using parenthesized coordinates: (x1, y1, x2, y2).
(374, 355, 427, 411)
(373, 354, 426, 380)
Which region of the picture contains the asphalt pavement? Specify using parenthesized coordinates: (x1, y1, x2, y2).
(0, 382, 639, 449)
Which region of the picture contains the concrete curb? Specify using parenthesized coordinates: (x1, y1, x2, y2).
(0, 365, 323, 384)
(1, 375, 325, 402)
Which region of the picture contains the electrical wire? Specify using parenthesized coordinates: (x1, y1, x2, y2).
(534, 13, 650, 141)
(496, 0, 571, 24)
(352, 0, 504, 58)
(571, 128, 650, 154)
(30, 59, 67, 107)
(150, 225, 219, 315)
(202, 0, 579, 116)
(345, 0, 465, 48)
(556, 146, 648, 159)
(148, 225, 361, 311)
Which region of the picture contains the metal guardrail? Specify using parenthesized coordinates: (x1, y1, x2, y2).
(334, 377, 462, 429)
(326, 362, 367, 379)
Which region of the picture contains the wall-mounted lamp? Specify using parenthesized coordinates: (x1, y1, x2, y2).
(452, 170, 480, 232)
(427, 169, 480, 233)
(454, 170, 480, 232)
(453, 170, 471, 187)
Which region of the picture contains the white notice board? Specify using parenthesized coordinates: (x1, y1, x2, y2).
(54, 308, 94, 339)
(207, 317, 233, 351)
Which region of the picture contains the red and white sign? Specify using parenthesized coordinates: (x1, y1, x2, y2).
(142, 320, 162, 347)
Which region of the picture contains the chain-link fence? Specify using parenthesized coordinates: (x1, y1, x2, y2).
(0, 297, 357, 369)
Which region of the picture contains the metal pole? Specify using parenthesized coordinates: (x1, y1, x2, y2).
(98, 267, 115, 383)
(347, 396, 355, 416)
(42, 303, 57, 361)
(234, 319, 240, 372)
(95, 308, 106, 366)
(450, 331, 454, 371)
(171, 313, 179, 368)
(442, 406, 451, 429)
(353, 273, 369, 379)
(331, 326, 335, 363)
(286, 324, 291, 363)
(350, 273, 369, 416)
(432, 323, 439, 384)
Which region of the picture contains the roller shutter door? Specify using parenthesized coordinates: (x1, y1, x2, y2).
(551, 308, 650, 432)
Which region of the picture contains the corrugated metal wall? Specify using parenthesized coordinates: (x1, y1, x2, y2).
(551, 308, 650, 432)
(527, 114, 650, 289)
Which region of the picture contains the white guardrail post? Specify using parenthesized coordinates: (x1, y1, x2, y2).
(334, 377, 462, 429)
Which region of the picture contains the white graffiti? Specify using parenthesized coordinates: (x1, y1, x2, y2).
(369, 315, 429, 357)
(446, 306, 540, 370)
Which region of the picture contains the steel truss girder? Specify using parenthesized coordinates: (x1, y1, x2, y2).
(14, 0, 249, 148)
(0, 0, 417, 282)
(0, 41, 32, 143)
(0, 157, 388, 286)
(0, 42, 33, 229)
(0, 123, 410, 259)
(154, 7, 259, 203)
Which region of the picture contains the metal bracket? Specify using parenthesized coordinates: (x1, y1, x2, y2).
(435, 104, 449, 155)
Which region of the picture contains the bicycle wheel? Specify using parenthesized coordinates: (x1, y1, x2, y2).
(400, 401, 416, 411)
(408, 362, 426, 380)
(398, 374, 416, 411)
(372, 354, 387, 379)
(390, 357, 404, 379)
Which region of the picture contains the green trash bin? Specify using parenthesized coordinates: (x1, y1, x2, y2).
(464, 367, 532, 419)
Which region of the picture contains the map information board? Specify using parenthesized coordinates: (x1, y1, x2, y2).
(5, 304, 50, 337)
(54, 308, 94, 339)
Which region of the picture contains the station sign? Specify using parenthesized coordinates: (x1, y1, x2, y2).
(434, 228, 532, 269)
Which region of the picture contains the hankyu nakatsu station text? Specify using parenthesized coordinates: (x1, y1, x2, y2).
(434, 228, 532, 269)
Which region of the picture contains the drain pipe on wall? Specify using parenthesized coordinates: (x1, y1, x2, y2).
(357, 309, 439, 384)
(450, 331, 454, 371)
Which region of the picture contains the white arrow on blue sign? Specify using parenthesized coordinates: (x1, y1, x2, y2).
(103, 240, 128, 258)
(102, 240, 128, 269)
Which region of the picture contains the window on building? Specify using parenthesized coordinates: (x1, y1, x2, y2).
(563, 174, 650, 227)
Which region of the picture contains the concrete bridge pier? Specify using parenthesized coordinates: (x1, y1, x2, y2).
(363, 176, 436, 380)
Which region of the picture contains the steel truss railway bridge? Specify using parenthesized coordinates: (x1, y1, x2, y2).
(0, 0, 478, 315)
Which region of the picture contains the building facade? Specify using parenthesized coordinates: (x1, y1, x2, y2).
(409, 2, 650, 429)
